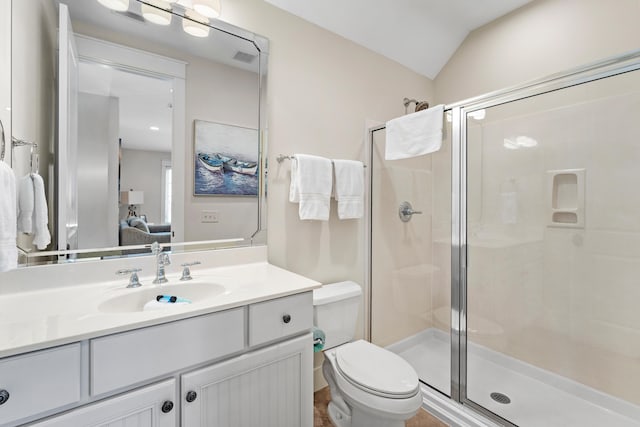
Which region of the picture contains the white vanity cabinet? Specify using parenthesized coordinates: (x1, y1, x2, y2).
(181, 333, 312, 426)
(0, 291, 314, 427)
(28, 380, 177, 427)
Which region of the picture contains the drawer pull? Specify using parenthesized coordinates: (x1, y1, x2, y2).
(186, 390, 198, 402)
(282, 314, 291, 324)
(0, 390, 9, 405)
(161, 400, 174, 413)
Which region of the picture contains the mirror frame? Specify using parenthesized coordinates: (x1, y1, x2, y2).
(12, 0, 269, 267)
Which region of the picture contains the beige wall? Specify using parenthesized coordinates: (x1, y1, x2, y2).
(11, 0, 57, 252)
(434, 0, 640, 104)
(184, 58, 260, 242)
(222, 0, 433, 286)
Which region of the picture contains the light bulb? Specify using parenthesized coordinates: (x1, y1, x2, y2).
(192, 0, 221, 19)
(182, 10, 210, 38)
(141, 1, 172, 26)
(96, 0, 130, 12)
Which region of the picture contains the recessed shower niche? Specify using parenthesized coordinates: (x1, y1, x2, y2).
(547, 169, 585, 228)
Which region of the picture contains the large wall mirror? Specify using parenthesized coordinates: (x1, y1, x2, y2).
(6, 0, 268, 266)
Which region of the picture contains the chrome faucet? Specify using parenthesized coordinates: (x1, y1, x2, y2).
(151, 242, 171, 284)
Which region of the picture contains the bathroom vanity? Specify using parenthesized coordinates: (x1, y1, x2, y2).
(0, 247, 318, 427)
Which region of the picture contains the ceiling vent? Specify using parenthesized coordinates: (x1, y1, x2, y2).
(233, 51, 257, 64)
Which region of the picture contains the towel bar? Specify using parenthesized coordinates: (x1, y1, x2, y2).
(276, 154, 367, 167)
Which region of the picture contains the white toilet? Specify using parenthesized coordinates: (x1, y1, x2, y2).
(314, 281, 423, 427)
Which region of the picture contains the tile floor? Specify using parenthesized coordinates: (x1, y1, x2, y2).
(314, 387, 447, 427)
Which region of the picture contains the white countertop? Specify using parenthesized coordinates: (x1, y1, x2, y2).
(0, 261, 321, 358)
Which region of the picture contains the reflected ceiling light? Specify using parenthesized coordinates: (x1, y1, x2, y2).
(96, 0, 130, 12)
(468, 109, 486, 120)
(141, 0, 172, 26)
(503, 136, 538, 150)
(150, 126, 160, 131)
(183, 10, 210, 37)
(192, 0, 221, 19)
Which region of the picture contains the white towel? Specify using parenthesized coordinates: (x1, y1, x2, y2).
(31, 174, 51, 250)
(289, 154, 332, 221)
(0, 161, 17, 272)
(332, 159, 364, 219)
(17, 175, 34, 233)
(385, 104, 445, 160)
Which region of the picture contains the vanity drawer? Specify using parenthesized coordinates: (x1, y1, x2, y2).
(90, 308, 245, 396)
(249, 292, 313, 347)
(0, 343, 81, 425)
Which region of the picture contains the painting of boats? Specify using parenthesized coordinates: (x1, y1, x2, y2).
(214, 154, 258, 175)
(197, 153, 224, 172)
(194, 120, 259, 196)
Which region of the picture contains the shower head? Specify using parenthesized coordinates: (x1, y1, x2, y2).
(403, 97, 429, 114)
(403, 97, 418, 108)
(415, 101, 429, 112)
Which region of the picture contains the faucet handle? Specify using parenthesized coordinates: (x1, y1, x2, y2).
(180, 261, 201, 281)
(117, 268, 142, 288)
(150, 241, 161, 255)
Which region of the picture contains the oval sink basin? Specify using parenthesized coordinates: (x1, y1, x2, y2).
(99, 283, 226, 313)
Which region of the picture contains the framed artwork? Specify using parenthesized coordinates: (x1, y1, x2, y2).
(193, 120, 259, 196)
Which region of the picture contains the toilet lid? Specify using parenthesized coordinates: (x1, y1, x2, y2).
(335, 340, 419, 398)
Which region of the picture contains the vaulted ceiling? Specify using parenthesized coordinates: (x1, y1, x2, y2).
(263, 0, 533, 79)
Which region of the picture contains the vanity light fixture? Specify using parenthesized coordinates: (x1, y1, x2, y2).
(141, 0, 173, 25)
(182, 10, 210, 38)
(150, 126, 160, 131)
(192, 0, 221, 19)
(96, 0, 130, 12)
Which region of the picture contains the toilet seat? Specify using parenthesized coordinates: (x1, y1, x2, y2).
(334, 340, 419, 399)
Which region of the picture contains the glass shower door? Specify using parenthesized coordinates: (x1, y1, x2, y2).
(370, 121, 452, 396)
(463, 68, 640, 426)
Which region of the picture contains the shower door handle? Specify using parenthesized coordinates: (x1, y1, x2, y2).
(399, 201, 422, 222)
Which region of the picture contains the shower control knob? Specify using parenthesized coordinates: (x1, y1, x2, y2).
(0, 390, 9, 405)
(161, 400, 174, 413)
(282, 314, 292, 324)
(186, 391, 197, 402)
(398, 201, 423, 223)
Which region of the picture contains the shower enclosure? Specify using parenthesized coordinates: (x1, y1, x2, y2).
(369, 50, 640, 426)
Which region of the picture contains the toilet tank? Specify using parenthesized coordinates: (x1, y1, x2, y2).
(313, 281, 362, 349)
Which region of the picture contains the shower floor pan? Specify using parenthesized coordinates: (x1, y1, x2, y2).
(387, 328, 640, 427)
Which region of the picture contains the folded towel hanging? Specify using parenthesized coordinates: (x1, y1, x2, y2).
(0, 160, 17, 272)
(17, 174, 34, 233)
(332, 159, 364, 220)
(385, 104, 445, 160)
(31, 173, 51, 250)
(289, 154, 333, 221)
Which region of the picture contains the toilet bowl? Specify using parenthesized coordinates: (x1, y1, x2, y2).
(314, 282, 422, 427)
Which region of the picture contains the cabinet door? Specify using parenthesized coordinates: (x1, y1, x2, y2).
(29, 380, 177, 427)
(181, 333, 313, 427)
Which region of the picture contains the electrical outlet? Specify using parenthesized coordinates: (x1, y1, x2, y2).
(201, 210, 219, 223)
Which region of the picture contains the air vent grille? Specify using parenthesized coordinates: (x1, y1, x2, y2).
(233, 51, 257, 64)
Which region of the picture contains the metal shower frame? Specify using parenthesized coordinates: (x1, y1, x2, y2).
(367, 48, 640, 426)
